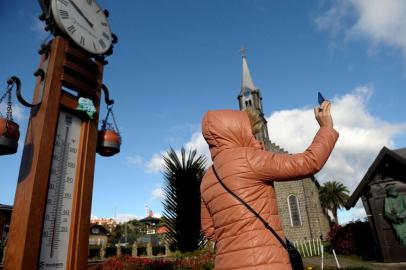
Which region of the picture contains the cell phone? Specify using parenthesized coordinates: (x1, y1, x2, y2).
(318, 92, 325, 105)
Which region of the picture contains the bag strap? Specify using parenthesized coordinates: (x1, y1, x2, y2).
(211, 165, 289, 250)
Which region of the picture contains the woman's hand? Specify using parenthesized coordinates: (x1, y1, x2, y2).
(314, 101, 333, 128)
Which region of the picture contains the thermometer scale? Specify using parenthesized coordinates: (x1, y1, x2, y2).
(39, 110, 82, 269)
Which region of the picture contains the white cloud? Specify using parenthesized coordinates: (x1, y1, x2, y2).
(267, 85, 406, 191)
(316, 0, 406, 57)
(151, 186, 165, 200)
(126, 155, 145, 167)
(266, 85, 406, 223)
(339, 202, 367, 224)
(145, 133, 211, 173)
(146, 153, 166, 173)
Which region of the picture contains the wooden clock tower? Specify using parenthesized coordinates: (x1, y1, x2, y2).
(4, 0, 117, 269)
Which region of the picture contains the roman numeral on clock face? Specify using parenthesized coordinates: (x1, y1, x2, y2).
(102, 32, 110, 40)
(80, 36, 85, 46)
(58, 0, 68, 6)
(101, 22, 108, 27)
(98, 39, 106, 49)
(67, 25, 76, 35)
(86, 0, 93, 5)
(59, 10, 69, 19)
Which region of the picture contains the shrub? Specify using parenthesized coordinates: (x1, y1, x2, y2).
(89, 245, 101, 259)
(100, 250, 215, 270)
(105, 246, 117, 258)
(137, 246, 147, 256)
(327, 219, 376, 259)
(121, 246, 132, 256)
(152, 246, 165, 256)
(328, 224, 356, 255)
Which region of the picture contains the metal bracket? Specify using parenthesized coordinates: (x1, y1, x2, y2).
(7, 76, 42, 108)
(101, 84, 114, 106)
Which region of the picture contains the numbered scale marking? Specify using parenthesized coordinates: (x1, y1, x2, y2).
(39, 111, 81, 269)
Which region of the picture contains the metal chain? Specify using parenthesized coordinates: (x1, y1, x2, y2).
(0, 84, 13, 120)
(110, 108, 120, 136)
(7, 84, 13, 121)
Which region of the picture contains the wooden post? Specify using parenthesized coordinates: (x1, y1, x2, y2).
(4, 37, 104, 269)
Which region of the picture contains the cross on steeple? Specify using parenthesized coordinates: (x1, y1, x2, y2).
(240, 47, 247, 57)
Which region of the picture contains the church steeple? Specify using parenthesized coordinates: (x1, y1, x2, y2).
(237, 49, 269, 141)
(241, 49, 257, 92)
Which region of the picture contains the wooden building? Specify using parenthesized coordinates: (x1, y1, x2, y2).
(346, 147, 406, 262)
(89, 224, 108, 247)
(0, 204, 12, 244)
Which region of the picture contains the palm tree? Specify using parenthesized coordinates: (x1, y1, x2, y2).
(319, 180, 350, 224)
(162, 147, 206, 252)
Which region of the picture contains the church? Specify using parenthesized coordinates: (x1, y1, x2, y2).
(236, 51, 330, 241)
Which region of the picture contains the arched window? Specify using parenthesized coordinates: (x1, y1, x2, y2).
(287, 194, 302, 227)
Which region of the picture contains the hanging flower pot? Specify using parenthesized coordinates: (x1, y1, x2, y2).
(0, 118, 20, 155)
(97, 129, 121, 156)
(0, 79, 20, 155)
(96, 103, 122, 157)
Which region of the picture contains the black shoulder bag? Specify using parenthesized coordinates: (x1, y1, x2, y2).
(212, 166, 304, 270)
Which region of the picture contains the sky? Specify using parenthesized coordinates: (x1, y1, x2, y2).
(1, 0, 406, 225)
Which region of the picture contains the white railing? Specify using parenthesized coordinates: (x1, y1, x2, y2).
(293, 238, 322, 257)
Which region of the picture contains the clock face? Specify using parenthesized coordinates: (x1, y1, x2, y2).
(51, 0, 112, 54)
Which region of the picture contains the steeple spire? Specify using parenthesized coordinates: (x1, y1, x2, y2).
(240, 47, 257, 91)
(237, 48, 270, 142)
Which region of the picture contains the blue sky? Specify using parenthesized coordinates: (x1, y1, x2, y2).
(1, 0, 405, 224)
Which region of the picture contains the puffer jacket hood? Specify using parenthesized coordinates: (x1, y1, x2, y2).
(202, 110, 261, 159)
(200, 109, 339, 270)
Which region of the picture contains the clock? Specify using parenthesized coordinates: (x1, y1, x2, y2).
(51, 0, 112, 55)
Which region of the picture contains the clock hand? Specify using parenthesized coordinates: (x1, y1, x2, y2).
(68, 0, 93, 28)
(73, 20, 98, 39)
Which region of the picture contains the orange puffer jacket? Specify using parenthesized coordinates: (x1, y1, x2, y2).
(200, 110, 339, 270)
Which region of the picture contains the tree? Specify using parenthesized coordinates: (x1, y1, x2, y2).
(162, 147, 206, 252)
(319, 180, 350, 225)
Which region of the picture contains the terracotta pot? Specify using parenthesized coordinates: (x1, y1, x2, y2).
(96, 130, 121, 157)
(0, 117, 20, 155)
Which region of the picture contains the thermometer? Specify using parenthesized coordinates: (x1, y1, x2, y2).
(39, 110, 82, 269)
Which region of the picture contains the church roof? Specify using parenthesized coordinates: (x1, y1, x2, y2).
(345, 147, 406, 209)
(241, 54, 257, 93)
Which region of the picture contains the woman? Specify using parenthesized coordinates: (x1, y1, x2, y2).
(200, 101, 338, 270)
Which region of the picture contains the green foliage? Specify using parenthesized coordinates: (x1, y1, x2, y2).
(137, 246, 147, 256)
(121, 246, 132, 256)
(162, 147, 206, 253)
(105, 246, 117, 258)
(88, 245, 101, 259)
(319, 180, 350, 224)
(152, 246, 165, 256)
(109, 222, 148, 245)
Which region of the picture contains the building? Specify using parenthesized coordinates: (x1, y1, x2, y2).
(0, 204, 12, 244)
(236, 51, 330, 241)
(89, 224, 109, 247)
(90, 217, 117, 233)
(345, 147, 406, 262)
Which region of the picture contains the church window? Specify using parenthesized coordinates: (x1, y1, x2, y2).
(245, 100, 249, 107)
(248, 100, 252, 106)
(287, 194, 302, 227)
